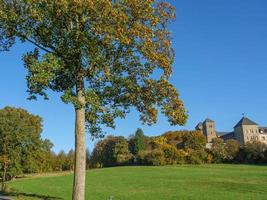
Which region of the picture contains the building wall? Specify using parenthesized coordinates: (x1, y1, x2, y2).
(234, 125, 267, 145)
(234, 126, 244, 146)
(203, 121, 217, 143)
(258, 134, 267, 144)
(241, 125, 259, 144)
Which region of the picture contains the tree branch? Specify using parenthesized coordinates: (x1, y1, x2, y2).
(25, 38, 52, 53)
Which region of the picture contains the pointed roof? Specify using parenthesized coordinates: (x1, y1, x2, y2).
(204, 118, 214, 123)
(234, 117, 258, 128)
(195, 122, 203, 130)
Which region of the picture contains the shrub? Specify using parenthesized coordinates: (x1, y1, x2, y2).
(137, 149, 166, 166)
(162, 145, 186, 164)
(186, 149, 208, 164)
(244, 141, 267, 164)
(224, 139, 240, 162)
(211, 138, 225, 163)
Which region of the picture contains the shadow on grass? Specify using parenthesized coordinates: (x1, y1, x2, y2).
(1, 191, 63, 200)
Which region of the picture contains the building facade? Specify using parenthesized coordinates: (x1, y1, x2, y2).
(196, 117, 267, 147)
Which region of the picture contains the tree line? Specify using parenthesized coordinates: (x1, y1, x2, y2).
(90, 129, 267, 167)
(1, 106, 267, 191)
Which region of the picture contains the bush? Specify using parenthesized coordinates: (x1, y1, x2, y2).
(162, 145, 185, 164)
(1, 183, 11, 193)
(186, 149, 208, 164)
(137, 150, 166, 166)
(211, 138, 225, 163)
(224, 139, 240, 162)
(244, 141, 267, 164)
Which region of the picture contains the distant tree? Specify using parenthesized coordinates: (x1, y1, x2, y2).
(182, 131, 206, 150)
(224, 139, 240, 162)
(0, 106, 51, 190)
(86, 149, 91, 170)
(56, 150, 67, 171)
(91, 136, 132, 167)
(129, 128, 146, 157)
(66, 149, 75, 171)
(102, 136, 132, 166)
(147, 136, 185, 165)
(211, 138, 225, 163)
(186, 149, 208, 164)
(113, 137, 132, 165)
(37, 139, 54, 172)
(138, 149, 166, 166)
(162, 145, 185, 165)
(90, 139, 108, 168)
(244, 141, 267, 164)
(128, 135, 136, 155)
(0, 1, 188, 199)
(133, 129, 146, 154)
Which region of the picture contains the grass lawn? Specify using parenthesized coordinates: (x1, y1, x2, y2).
(6, 164, 267, 200)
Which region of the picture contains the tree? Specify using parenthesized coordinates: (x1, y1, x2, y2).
(224, 139, 240, 162)
(244, 141, 267, 164)
(0, 1, 187, 199)
(0, 106, 51, 189)
(113, 137, 132, 165)
(182, 131, 206, 150)
(211, 138, 225, 163)
(85, 149, 91, 170)
(133, 128, 146, 155)
(56, 150, 67, 171)
(37, 139, 54, 172)
(102, 136, 132, 166)
(66, 149, 75, 171)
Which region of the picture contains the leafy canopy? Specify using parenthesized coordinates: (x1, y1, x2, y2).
(134, 128, 146, 154)
(0, 106, 52, 179)
(0, 0, 187, 137)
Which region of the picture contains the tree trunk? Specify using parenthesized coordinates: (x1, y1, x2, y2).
(72, 80, 86, 200)
(1, 162, 7, 191)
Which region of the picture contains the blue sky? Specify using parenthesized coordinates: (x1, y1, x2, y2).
(1, 0, 267, 152)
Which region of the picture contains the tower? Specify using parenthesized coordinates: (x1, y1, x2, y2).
(234, 117, 258, 146)
(202, 118, 217, 143)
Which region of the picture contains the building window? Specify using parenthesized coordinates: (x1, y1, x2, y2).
(209, 125, 212, 128)
(256, 136, 258, 140)
(246, 130, 248, 133)
(262, 136, 265, 141)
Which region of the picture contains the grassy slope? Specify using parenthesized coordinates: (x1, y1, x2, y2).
(8, 164, 267, 200)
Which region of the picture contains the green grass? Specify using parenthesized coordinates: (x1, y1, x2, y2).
(7, 164, 267, 200)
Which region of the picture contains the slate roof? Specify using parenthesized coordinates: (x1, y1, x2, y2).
(195, 122, 203, 130)
(234, 117, 258, 128)
(204, 118, 214, 123)
(220, 132, 234, 140)
(217, 132, 230, 136)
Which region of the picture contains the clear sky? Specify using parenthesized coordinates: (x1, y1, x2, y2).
(1, 0, 267, 152)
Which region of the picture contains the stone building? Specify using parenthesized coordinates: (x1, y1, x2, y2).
(196, 117, 267, 147)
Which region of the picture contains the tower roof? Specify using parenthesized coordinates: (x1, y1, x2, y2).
(195, 122, 203, 130)
(204, 118, 214, 123)
(234, 117, 258, 128)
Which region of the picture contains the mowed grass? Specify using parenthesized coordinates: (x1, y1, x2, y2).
(8, 164, 267, 200)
